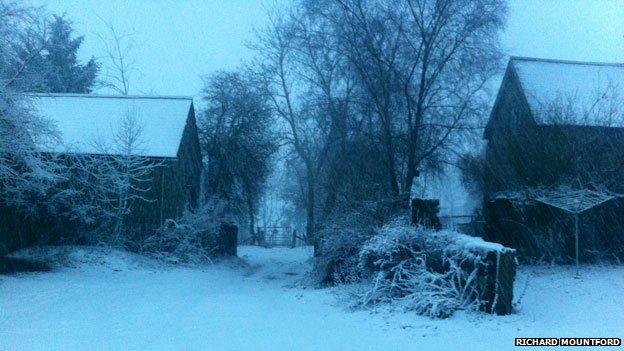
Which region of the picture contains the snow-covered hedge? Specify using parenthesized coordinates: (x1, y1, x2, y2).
(315, 225, 373, 284)
(317, 219, 516, 318)
(137, 199, 230, 264)
(314, 210, 382, 284)
(358, 222, 515, 317)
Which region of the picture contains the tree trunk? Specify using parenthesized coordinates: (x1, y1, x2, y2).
(380, 109, 400, 196)
(247, 199, 256, 245)
(405, 143, 417, 191)
(305, 168, 317, 256)
(384, 140, 400, 196)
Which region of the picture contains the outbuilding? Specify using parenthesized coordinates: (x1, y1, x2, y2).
(0, 93, 202, 252)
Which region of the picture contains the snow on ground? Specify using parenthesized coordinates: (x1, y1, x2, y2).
(1, 246, 623, 351)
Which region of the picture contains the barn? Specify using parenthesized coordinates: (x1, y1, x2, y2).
(0, 93, 202, 253)
(482, 57, 624, 261)
(484, 56, 624, 196)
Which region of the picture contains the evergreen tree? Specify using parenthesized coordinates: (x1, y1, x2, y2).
(9, 15, 99, 93)
(43, 15, 99, 93)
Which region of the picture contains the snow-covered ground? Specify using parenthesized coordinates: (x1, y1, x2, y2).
(1, 246, 622, 350)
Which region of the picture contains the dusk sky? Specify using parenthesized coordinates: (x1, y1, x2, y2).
(33, 0, 624, 97)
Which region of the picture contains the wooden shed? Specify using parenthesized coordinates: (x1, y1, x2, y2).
(482, 57, 624, 261)
(0, 93, 202, 252)
(483, 57, 624, 196)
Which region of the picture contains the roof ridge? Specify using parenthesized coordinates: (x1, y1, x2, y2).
(25, 92, 193, 101)
(510, 56, 624, 68)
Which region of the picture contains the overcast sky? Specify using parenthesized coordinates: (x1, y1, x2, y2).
(33, 0, 624, 97)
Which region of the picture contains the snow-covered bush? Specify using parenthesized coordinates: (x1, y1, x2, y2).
(314, 209, 381, 284)
(0, 89, 63, 213)
(316, 226, 372, 284)
(137, 198, 229, 264)
(355, 220, 515, 318)
(314, 195, 412, 284)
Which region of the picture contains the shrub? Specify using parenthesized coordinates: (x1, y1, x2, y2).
(314, 196, 411, 285)
(357, 221, 493, 318)
(314, 208, 384, 284)
(349, 219, 515, 317)
(316, 225, 373, 284)
(137, 198, 229, 264)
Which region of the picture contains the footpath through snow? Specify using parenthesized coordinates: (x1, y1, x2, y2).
(0, 245, 623, 350)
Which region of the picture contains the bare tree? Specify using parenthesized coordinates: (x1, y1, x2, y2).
(328, 0, 405, 195)
(252, 6, 359, 249)
(324, 0, 505, 192)
(398, 0, 505, 190)
(252, 10, 324, 247)
(83, 109, 162, 242)
(96, 19, 138, 95)
(253, 1, 506, 249)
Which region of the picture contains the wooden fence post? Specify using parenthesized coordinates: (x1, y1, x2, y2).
(218, 222, 238, 256)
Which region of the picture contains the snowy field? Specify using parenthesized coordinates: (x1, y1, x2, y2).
(1, 246, 623, 351)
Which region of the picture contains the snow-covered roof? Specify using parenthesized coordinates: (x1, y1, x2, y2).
(29, 93, 193, 158)
(511, 57, 624, 127)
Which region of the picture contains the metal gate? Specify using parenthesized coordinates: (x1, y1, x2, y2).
(258, 226, 299, 247)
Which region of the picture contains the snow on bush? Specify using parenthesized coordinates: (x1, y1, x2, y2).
(138, 198, 228, 264)
(0, 90, 63, 212)
(316, 225, 372, 284)
(356, 220, 509, 318)
(314, 210, 381, 284)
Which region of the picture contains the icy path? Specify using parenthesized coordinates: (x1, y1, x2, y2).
(1, 246, 623, 350)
